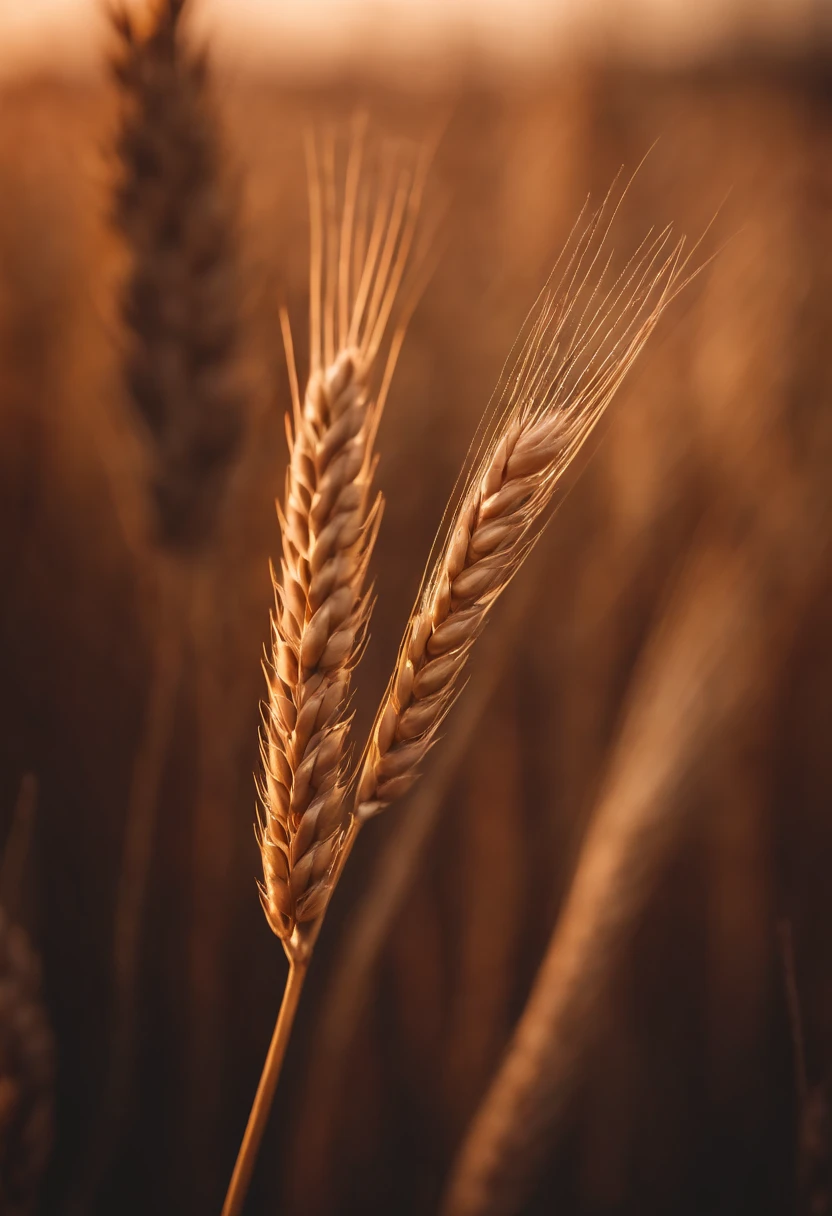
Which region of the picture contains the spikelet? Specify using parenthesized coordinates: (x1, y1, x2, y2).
(258, 129, 428, 954)
(357, 197, 686, 816)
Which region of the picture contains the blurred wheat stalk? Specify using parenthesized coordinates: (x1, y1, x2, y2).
(78, 0, 248, 1204)
(440, 532, 769, 1216)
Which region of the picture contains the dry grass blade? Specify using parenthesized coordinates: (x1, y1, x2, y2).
(357, 197, 687, 818)
(258, 125, 430, 959)
(440, 535, 770, 1216)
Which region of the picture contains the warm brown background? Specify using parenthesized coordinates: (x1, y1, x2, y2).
(0, 34, 831, 1216)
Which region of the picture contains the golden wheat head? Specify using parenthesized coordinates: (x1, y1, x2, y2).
(357, 189, 687, 817)
(257, 126, 430, 957)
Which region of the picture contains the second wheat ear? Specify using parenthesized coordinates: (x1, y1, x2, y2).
(358, 206, 687, 818)
(224, 155, 688, 1216)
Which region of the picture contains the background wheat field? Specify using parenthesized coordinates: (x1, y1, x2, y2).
(0, 12, 831, 1214)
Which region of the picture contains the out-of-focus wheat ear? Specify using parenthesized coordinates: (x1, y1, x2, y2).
(0, 910, 55, 1216)
(356, 204, 687, 820)
(257, 127, 431, 960)
(0, 778, 55, 1216)
(111, 0, 245, 553)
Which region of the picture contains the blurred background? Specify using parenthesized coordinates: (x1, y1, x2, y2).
(0, 0, 831, 1213)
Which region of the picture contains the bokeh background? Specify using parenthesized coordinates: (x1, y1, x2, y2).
(0, 1, 831, 1213)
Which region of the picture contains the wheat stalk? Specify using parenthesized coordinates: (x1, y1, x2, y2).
(76, 1, 247, 1206)
(438, 534, 768, 1216)
(226, 171, 688, 1216)
(222, 124, 429, 1216)
(112, 0, 244, 552)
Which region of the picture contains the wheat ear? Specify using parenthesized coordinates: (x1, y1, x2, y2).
(0, 910, 54, 1216)
(112, 0, 244, 551)
(357, 198, 686, 819)
(255, 127, 429, 956)
(0, 778, 54, 1216)
(222, 128, 428, 1216)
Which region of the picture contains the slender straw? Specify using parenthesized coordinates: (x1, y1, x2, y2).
(219, 829, 359, 1216)
(440, 540, 764, 1216)
(221, 959, 309, 1216)
(67, 560, 185, 1214)
(0, 773, 37, 921)
(110, 563, 185, 1117)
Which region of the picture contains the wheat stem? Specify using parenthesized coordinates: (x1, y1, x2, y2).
(222, 820, 357, 1216)
(0, 774, 37, 923)
(113, 566, 185, 1088)
(67, 559, 186, 1213)
(221, 958, 309, 1216)
(440, 538, 765, 1216)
